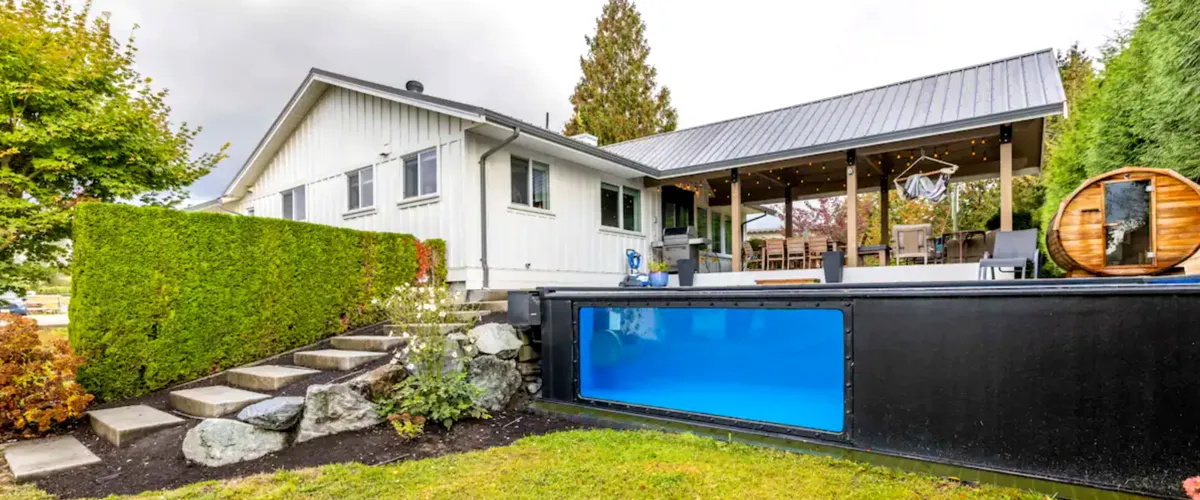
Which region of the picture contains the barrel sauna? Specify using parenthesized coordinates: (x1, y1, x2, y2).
(1047, 167, 1200, 276)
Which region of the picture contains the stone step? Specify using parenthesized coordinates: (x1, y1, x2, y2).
(3, 435, 102, 482)
(448, 309, 487, 321)
(330, 335, 404, 352)
(386, 323, 468, 335)
(465, 289, 511, 302)
(469, 300, 507, 313)
(294, 349, 387, 371)
(87, 405, 185, 447)
(169, 386, 271, 418)
(226, 365, 321, 391)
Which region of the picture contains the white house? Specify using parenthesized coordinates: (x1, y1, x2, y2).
(196, 49, 1065, 290)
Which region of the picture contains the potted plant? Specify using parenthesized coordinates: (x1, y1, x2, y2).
(648, 260, 670, 287)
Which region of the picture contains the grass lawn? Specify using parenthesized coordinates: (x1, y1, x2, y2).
(1, 429, 1042, 499)
(36, 327, 68, 344)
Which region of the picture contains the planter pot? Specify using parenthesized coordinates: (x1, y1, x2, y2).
(823, 251, 844, 283)
(677, 259, 696, 287)
(648, 271, 670, 288)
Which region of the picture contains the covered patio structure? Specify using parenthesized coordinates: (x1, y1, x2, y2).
(610, 49, 1066, 284)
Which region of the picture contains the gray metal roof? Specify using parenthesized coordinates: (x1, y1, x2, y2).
(603, 49, 1066, 177)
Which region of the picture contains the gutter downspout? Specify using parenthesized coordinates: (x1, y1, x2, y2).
(479, 127, 521, 289)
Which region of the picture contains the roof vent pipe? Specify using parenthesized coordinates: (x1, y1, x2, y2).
(405, 80, 424, 93)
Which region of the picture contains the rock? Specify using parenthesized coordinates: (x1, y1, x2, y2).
(467, 355, 522, 412)
(295, 384, 384, 442)
(523, 374, 540, 382)
(446, 332, 469, 344)
(517, 361, 541, 376)
(182, 419, 288, 467)
(517, 329, 531, 345)
(517, 345, 539, 362)
(526, 380, 542, 394)
(347, 363, 408, 398)
(236, 397, 305, 431)
(469, 323, 523, 359)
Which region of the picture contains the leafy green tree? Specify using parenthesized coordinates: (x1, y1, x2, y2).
(1040, 0, 1200, 227)
(0, 0, 227, 292)
(564, 0, 678, 145)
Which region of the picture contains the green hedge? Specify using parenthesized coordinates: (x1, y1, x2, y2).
(70, 203, 444, 401)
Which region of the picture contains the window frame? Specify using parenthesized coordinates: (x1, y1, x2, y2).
(599, 182, 641, 233)
(346, 165, 375, 212)
(281, 185, 306, 221)
(402, 148, 438, 200)
(510, 155, 551, 210)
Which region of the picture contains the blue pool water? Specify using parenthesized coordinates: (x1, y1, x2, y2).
(578, 307, 845, 432)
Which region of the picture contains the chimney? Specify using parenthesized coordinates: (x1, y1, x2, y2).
(568, 133, 599, 147)
(405, 80, 424, 93)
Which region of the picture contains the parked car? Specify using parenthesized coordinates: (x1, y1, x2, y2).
(1, 296, 29, 315)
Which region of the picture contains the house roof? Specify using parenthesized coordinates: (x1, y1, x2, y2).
(221, 68, 659, 199)
(218, 49, 1064, 201)
(602, 49, 1065, 177)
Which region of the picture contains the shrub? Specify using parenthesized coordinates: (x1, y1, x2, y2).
(375, 283, 487, 433)
(0, 313, 93, 437)
(71, 203, 445, 401)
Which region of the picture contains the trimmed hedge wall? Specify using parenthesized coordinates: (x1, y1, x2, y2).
(70, 203, 445, 401)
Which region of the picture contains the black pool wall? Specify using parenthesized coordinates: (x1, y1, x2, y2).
(535, 281, 1200, 498)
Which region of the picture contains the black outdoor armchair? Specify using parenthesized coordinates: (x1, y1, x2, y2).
(977, 229, 1039, 280)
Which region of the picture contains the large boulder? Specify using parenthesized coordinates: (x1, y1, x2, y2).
(237, 397, 305, 431)
(467, 355, 522, 412)
(347, 363, 408, 398)
(469, 323, 523, 359)
(295, 384, 384, 442)
(182, 418, 288, 467)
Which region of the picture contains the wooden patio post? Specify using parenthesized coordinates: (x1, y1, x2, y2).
(784, 186, 794, 238)
(879, 157, 891, 265)
(1000, 124, 1014, 231)
(731, 168, 743, 272)
(846, 151, 858, 267)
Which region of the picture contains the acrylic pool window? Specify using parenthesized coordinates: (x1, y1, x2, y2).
(578, 306, 845, 433)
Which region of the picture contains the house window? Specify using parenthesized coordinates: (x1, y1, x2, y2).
(601, 183, 640, 231)
(697, 208, 708, 238)
(711, 213, 723, 253)
(511, 156, 549, 209)
(403, 149, 437, 198)
(724, 217, 733, 254)
(281, 186, 306, 221)
(246, 207, 255, 217)
(346, 166, 375, 210)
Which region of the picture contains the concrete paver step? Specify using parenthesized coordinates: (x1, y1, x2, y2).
(386, 323, 467, 336)
(226, 365, 321, 391)
(87, 404, 185, 447)
(169, 385, 271, 417)
(330, 335, 404, 352)
(456, 300, 506, 313)
(294, 349, 386, 371)
(2, 435, 101, 482)
(448, 310, 487, 321)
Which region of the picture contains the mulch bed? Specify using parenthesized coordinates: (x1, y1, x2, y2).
(31, 409, 588, 499)
(15, 318, 586, 498)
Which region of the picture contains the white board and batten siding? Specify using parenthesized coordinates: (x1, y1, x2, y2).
(225, 84, 659, 290)
(467, 133, 660, 290)
(225, 86, 473, 272)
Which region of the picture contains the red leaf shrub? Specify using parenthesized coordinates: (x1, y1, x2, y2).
(0, 313, 93, 437)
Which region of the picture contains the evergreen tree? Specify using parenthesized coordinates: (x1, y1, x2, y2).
(564, 0, 677, 146)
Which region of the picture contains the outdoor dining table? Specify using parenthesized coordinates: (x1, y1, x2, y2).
(942, 230, 987, 263)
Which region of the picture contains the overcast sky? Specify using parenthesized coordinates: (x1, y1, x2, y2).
(83, 0, 1143, 202)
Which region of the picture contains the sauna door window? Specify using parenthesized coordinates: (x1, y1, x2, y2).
(1103, 180, 1153, 266)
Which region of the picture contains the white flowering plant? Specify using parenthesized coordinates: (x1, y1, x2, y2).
(373, 283, 487, 434)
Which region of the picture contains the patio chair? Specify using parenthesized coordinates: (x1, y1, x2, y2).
(785, 237, 807, 269)
(763, 239, 785, 270)
(977, 229, 1039, 280)
(892, 224, 933, 265)
(743, 246, 762, 270)
(806, 236, 829, 269)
